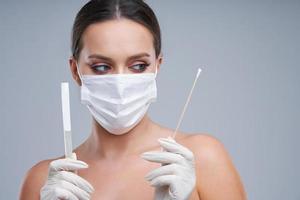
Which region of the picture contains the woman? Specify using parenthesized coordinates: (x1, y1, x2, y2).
(20, 0, 246, 199)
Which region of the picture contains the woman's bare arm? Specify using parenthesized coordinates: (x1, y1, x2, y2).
(19, 160, 50, 200)
(186, 134, 247, 200)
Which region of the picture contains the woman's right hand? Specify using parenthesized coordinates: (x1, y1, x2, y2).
(40, 153, 94, 200)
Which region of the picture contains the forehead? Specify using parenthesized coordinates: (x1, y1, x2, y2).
(81, 18, 155, 56)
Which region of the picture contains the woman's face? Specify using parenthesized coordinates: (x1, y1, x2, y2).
(69, 18, 163, 85)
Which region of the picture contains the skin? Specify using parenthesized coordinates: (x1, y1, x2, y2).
(20, 18, 247, 200)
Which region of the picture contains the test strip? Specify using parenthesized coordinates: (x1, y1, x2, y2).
(171, 68, 202, 139)
(61, 82, 73, 159)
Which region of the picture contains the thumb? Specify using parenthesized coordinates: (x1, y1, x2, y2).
(49, 153, 88, 173)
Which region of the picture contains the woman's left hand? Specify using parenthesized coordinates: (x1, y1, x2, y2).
(141, 136, 196, 200)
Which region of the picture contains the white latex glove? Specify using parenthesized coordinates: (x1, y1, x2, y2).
(40, 153, 94, 200)
(141, 136, 196, 200)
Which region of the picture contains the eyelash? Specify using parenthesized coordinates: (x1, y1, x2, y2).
(90, 63, 150, 74)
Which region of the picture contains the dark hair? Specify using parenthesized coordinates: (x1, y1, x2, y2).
(71, 0, 162, 60)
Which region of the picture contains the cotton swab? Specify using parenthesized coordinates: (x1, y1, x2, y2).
(171, 68, 202, 139)
(61, 82, 74, 159)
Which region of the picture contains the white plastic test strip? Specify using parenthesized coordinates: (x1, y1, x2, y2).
(61, 82, 74, 159)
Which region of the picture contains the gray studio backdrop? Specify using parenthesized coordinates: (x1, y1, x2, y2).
(1, 0, 299, 199)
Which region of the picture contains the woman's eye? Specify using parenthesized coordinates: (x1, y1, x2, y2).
(130, 63, 150, 72)
(91, 65, 111, 74)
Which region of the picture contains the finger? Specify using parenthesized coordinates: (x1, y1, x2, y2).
(149, 174, 176, 187)
(56, 171, 94, 194)
(141, 151, 183, 164)
(52, 187, 79, 200)
(158, 138, 194, 161)
(49, 159, 88, 172)
(58, 179, 91, 200)
(145, 164, 178, 181)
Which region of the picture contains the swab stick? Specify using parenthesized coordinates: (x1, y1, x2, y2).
(171, 68, 202, 139)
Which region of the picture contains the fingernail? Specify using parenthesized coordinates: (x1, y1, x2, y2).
(86, 186, 94, 193)
(141, 151, 156, 156)
(158, 138, 174, 144)
(81, 165, 88, 169)
(140, 153, 151, 159)
(144, 171, 153, 179)
(90, 186, 95, 193)
(144, 175, 152, 181)
(79, 162, 88, 167)
(150, 180, 157, 186)
(158, 138, 170, 142)
(157, 139, 168, 144)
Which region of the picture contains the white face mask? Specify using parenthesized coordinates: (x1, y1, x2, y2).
(76, 63, 158, 135)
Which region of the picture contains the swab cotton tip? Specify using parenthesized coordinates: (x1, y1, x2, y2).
(196, 68, 202, 78)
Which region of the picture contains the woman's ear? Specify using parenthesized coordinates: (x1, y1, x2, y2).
(156, 53, 163, 72)
(69, 57, 82, 86)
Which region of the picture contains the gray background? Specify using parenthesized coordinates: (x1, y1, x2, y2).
(1, 0, 299, 199)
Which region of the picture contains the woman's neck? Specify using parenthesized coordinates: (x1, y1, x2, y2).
(82, 114, 167, 161)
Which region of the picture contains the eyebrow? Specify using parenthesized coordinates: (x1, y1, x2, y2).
(88, 52, 150, 62)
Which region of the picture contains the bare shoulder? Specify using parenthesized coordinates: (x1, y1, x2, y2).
(177, 133, 227, 160)
(176, 133, 247, 200)
(19, 156, 62, 200)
